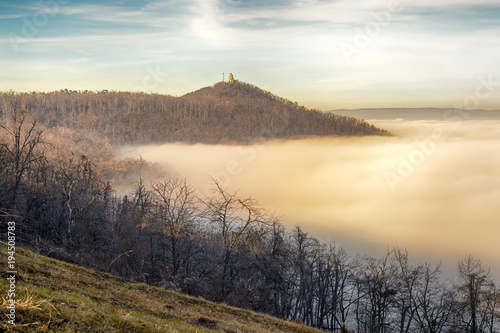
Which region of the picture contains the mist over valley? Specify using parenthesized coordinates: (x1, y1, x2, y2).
(4, 0, 500, 329)
(121, 117, 500, 280)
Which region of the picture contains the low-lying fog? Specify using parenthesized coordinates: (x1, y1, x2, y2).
(120, 119, 500, 280)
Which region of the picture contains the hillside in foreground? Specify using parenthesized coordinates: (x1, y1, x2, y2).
(0, 82, 387, 144)
(0, 243, 321, 333)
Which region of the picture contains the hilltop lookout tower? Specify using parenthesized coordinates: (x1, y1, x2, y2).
(228, 73, 234, 84)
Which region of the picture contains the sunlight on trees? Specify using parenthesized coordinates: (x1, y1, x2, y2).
(0, 97, 498, 333)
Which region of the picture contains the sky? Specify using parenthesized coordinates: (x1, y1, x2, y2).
(1, 0, 500, 109)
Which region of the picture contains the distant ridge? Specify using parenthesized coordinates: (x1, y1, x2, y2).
(0, 82, 388, 144)
(329, 107, 500, 120)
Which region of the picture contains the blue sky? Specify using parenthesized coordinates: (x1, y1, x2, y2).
(1, 0, 500, 109)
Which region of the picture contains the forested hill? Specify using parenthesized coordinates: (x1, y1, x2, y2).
(0, 82, 387, 144)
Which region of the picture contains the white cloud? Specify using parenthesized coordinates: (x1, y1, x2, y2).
(408, 0, 500, 7)
(2, 0, 500, 109)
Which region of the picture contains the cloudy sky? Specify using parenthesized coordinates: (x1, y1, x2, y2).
(1, 0, 500, 109)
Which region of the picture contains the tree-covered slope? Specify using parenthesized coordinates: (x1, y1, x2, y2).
(0, 82, 388, 145)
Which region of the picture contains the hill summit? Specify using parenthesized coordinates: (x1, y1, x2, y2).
(183, 80, 287, 102)
(0, 82, 388, 144)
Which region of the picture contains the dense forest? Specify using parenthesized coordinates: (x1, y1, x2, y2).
(1, 97, 499, 333)
(0, 82, 387, 145)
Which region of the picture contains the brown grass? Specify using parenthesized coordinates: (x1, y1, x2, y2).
(0, 243, 322, 332)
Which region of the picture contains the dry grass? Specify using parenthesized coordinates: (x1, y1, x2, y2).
(2, 289, 46, 312)
(0, 243, 322, 332)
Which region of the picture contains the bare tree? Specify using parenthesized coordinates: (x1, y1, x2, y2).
(149, 178, 200, 279)
(289, 226, 320, 326)
(482, 283, 500, 333)
(204, 180, 268, 298)
(413, 263, 457, 333)
(253, 219, 293, 318)
(0, 102, 44, 206)
(327, 245, 356, 332)
(457, 255, 492, 333)
(51, 154, 104, 249)
(393, 248, 422, 333)
(356, 251, 398, 333)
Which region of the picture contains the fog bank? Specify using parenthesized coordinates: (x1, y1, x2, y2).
(120, 120, 500, 280)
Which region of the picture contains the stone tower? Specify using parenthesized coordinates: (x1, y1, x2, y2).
(228, 73, 234, 84)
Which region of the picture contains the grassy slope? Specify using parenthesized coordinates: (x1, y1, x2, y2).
(0, 243, 321, 333)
